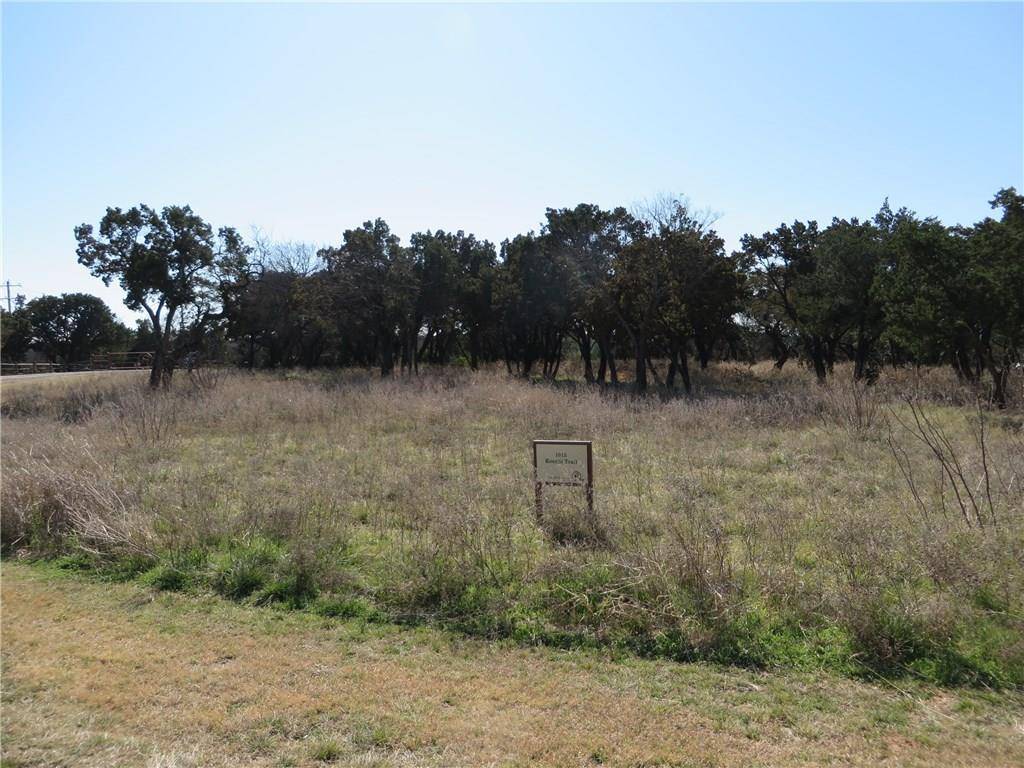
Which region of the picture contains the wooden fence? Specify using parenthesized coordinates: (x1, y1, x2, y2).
(0, 352, 154, 376)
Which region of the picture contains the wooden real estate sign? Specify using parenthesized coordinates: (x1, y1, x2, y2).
(532, 439, 594, 518)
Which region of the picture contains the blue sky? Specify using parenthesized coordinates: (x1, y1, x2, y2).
(3, 2, 1022, 322)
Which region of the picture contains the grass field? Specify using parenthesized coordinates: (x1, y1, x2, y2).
(2, 363, 1023, 765)
(4, 563, 1023, 767)
(0, 369, 147, 391)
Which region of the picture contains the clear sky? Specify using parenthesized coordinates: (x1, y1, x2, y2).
(3, 2, 1022, 322)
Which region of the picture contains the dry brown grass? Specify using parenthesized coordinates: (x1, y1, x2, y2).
(0, 369, 147, 391)
(1, 364, 1022, 686)
(4, 563, 1023, 768)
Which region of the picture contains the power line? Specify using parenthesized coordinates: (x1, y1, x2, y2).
(3, 280, 23, 313)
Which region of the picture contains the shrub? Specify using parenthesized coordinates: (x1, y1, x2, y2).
(209, 538, 284, 600)
(256, 551, 320, 608)
(381, 495, 525, 622)
(141, 549, 207, 591)
(1, 438, 151, 558)
(818, 377, 881, 437)
(311, 595, 381, 621)
(110, 388, 181, 448)
(887, 399, 1022, 531)
(536, 493, 611, 548)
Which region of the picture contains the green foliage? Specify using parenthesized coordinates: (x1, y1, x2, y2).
(52, 551, 98, 572)
(311, 595, 382, 622)
(19, 498, 1024, 689)
(209, 538, 284, 600)
(739, 189, 1023, 398)
(349, 716, 396, 750)
(317, 219, 419, 377)
(705, 610, 857, 673)
(75, 204, 250, 387)
(0, 307, 34, 362)
(72, 187, 1012, 402)
(1, 294, 131, 365)
(96, 553, 157, 582)
(409, 229, 497, 369)
(879, 189, 1024, 403)
(494, 232, 571, 378)
(256, 554, 320, 608)
(140, 549, 207, 592)
(613, 208, 745, 392)
(308, 738, 342, 762)
(66, 187, 1022, 403)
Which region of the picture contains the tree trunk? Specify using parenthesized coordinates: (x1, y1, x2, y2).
(149, 341, 164, 389)
(678, 345, 692, 395)
(811, 354, 827, 383)
(982, 346, 1009, 408)
(380, 335, 395, 377)
(596, 331, 613, 384)
(773, 347, 789, 370)
(578, 330, 594, 383)
(633, 333, 648, 394)
(694, 337, 711, 370)
(521, 351, 534, 378)
(148, 310, 175, 389)
(646, 354, 662, 386)
(469, 328, 480, 371)
(852, 333, 874, 382)
(990, 365, 1008, 408)
(953, 346, 976, 382)
(668, 339, 691, 394)
(413, 328, 420, 375)
(808, 338, 827, 383)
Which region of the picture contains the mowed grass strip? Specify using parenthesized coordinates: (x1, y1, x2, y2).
(3, 563, 1023, 768)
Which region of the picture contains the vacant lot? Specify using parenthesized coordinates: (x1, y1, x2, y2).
(2, 364, 1022, 764)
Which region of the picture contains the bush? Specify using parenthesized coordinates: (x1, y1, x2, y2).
(818, 377, 881, 437)
(256, 552, 320, 608)
(141, 549, 207, 591)
(312, 595, 381, 621)
(536, 496, 611, 548)
(209, 538, 284, 600)
(110, 388, 180, 448)
(1, 440, 151, 558)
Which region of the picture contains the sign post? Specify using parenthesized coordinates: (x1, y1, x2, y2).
(532, 439, 593, 523)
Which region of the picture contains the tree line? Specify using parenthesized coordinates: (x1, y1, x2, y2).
(2, 189, 1020, 403)
(0, 292, 146, 365)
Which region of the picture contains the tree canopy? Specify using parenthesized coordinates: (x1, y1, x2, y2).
(0, 293, 130, 364)
(65, 188, 1022, 404)
(75, 204, 249, 387)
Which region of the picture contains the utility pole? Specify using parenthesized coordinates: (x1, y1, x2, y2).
(3, 280, 22, 313)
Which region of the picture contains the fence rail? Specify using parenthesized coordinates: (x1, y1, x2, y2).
(0, 352, 154, 377)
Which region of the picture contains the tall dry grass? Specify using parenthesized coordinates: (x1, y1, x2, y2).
(2, 363, 1021, 685)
